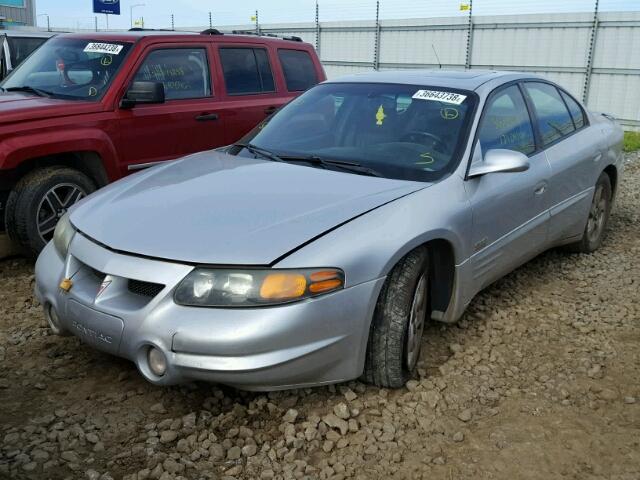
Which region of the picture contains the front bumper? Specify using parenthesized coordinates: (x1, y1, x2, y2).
(34, 234, 384, 391)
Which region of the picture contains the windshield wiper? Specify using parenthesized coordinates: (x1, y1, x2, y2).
(234, 143, 285, 163)
(279, 154, 383, 177)
(5, 85, 53, 98)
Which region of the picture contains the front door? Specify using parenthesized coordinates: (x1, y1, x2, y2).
(116, 44, 225, 173)
(466, 83, 552, 290)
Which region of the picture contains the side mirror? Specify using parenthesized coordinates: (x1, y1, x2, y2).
(120, 81, 165, 109)
(468, 148, 530, 178)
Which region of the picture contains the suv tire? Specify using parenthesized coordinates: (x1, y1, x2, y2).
(5, 167, 95, 257)
(362, 246, 429, 388)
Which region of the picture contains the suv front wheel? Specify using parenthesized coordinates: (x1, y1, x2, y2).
(5, 166, 95, 257)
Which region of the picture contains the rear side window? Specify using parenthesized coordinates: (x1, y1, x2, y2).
(278, 49, 318, 91)
(133, 48, 211, 100)
(560, 90, 586, 130)
(219, 47, 275, 95)
(524, 82, 575, 146)
(7, 37, 47, 67)
(478, 85, 536, 155)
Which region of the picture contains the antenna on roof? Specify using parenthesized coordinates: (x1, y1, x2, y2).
(432, 44, 442, 69)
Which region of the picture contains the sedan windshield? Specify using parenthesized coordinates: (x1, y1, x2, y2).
(236, 82, 476, 181)
(1, 37, 132, 101)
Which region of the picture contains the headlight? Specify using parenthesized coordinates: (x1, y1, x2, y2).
(52, 213, 76, 258)
(174, 268, 344, 307)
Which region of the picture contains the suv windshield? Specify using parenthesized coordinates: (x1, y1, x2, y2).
(1, 37, 132, 101)
(235, 82, 476, 181)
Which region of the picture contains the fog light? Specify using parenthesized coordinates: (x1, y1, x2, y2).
(148, 347, 167, 376)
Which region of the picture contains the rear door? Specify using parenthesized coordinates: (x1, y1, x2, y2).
(213, 44, 292, 144)
(467, 83, 552, 290)
(522, 81, 601, 242)
(116, 43, 225, 172)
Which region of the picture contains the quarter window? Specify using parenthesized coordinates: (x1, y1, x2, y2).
(524, 82, 575, 146)
(277, 49, 318, 91)
(478, 85, 536, 155)
(560, 90, 586, 130)
(133, 48, 211, 100)
(219, 47, 275, 95)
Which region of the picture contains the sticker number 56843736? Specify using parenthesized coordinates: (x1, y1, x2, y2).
(412, 89, 467, 105)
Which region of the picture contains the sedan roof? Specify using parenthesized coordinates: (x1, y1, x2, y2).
(328, 70, 539, 91)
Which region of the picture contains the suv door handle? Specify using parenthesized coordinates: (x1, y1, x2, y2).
(195, 113, 219, 122)
(534, 183, 547, 195)
(264, 106, 277, 115)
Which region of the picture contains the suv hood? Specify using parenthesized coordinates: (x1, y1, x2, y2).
(0, 92, 101, 125)
(70, 151, 426, 265)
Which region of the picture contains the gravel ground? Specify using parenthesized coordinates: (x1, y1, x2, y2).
(1, 153, 639, 480)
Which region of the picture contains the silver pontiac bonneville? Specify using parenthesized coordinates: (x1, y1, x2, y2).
(35, 71, 623, 390)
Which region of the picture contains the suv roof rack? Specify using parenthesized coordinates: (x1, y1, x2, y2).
(200, 28, 223, 35)
(128, 27, 175, 32)
(230, 30, 303, 42)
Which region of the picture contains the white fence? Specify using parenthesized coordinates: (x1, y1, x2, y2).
(220, 11, 640, 129)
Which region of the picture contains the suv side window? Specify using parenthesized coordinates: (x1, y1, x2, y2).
(559, 90, 586, 130)
(478, 85, 536, 156)
(277, 49, 318, 91)
(133, 48, 211, 101)
(219, 47, 275, 95)
(524, 82, 575, 146)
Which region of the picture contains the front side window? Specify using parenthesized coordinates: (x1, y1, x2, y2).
(7, 36, 48, 67)
(235, 82, 476, 182)
(0, 37, 132, 101)
(560, 90, 586, 130)
(133, 48, 211, 101)
(278, 49, 318, 91)
(478, 85, 535, 155)
(219, 47, 275, 95)
(524, 82, 575, 146)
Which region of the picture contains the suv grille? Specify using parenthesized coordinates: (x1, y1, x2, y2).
(128, 279, 164, 298)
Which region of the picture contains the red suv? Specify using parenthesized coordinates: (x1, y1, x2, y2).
(0, 29, 325, 255)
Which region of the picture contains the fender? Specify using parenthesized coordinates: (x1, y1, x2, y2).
(0, 128, 120, 181)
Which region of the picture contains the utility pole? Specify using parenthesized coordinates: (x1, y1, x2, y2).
(583, 0, 600, 103)
(171, 14, 174, 31)
(105, 14, 109, 30)
(373, 1, 381, 70)
(315, 1, 320, 54)
(94, 16, 98, 32)
(209, 11, 212, 29)
(464, 0, 473, 69)
(255, 10, 259, 35)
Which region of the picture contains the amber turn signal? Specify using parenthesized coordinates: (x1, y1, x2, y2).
(308, 269, 344, 294)
(260, 273, 307, 300)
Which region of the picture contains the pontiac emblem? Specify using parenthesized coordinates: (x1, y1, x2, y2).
(96, 276, 113, 298)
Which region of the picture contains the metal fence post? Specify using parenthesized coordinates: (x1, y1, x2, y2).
(209, 11, 212, 29)
(465, 0, 474, 69)
(582, 0, 600, 104)
(94, 16, 98, 32)
(255, 10, 260, 35)
(315, 1, 321, 55)
(171, 14, 174, 31)
(373, 0, 381, 70)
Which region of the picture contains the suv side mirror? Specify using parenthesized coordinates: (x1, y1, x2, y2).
(120, 81, 165, 109)
(468, 148, 530, 178)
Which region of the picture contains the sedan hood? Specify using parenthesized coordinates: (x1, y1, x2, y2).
(70, 151, 425, 265)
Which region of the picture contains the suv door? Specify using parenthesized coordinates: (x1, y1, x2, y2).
(214, 45, 291, 144)
(523, 82, 600, 242)
(467, 83, 552, 290)
(116, 44, 224, 172)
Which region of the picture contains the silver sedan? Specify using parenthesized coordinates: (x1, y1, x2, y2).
(35, 71, 623, 390)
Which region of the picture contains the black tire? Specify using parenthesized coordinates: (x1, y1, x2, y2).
(565, 172, 612, 254)
(5, 167, 95, 258)
(362, 246, 429, 388)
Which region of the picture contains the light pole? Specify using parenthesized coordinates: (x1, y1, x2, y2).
(130, 3, 145, 29)
(37, 13, 50, 32)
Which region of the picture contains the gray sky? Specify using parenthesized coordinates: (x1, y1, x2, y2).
(36, 0, 640, 31)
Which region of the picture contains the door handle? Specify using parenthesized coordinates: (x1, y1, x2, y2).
(195, 113, 219, 122)
(264, 106, 277, 115)
(534, 183, 547, 195)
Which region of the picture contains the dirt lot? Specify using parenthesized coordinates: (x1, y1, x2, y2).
(1, 154, 639, 480)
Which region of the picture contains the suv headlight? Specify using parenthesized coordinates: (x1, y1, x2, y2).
(174, 268, 344, 307)
(53, 213, 76, 258)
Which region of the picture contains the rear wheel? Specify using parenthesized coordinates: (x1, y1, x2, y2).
(565, 172, 612, 254)
(363, 246, 429, 388)
(5, 167, 95, 257)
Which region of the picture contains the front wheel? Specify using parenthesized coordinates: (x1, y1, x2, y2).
(566, 172, 612, 254)
(5, 167, 95, 257)
(362, 247, 429, 388)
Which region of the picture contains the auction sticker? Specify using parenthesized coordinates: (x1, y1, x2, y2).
(412, 89, 467, 105)
(84, 42, 123, 55)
